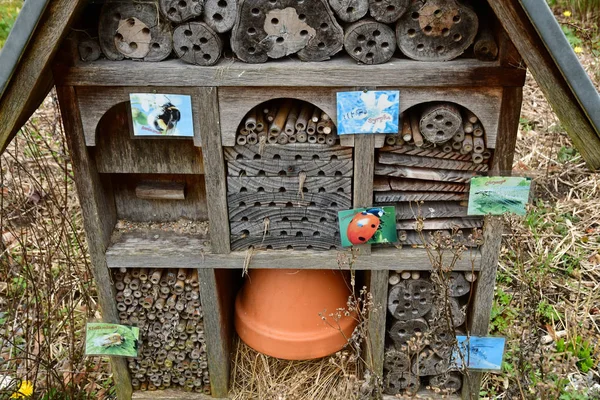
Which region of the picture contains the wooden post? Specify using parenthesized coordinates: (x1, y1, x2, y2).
(366, 269, 388, 390)
(56, 86, 133, 400)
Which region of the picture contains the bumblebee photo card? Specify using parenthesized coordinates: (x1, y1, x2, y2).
(336, 90, 400, 135)
(467, 176, 532, 216)
(451, 336, 506, 371)
(338, 206, 397, 247)
(85, 323, 140, 357)
(129, 93, 194, 137)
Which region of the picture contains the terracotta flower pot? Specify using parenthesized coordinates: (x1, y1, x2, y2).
(235, 269, 358, 360)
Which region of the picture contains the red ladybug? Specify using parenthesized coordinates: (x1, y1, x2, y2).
(347, 213, 380, 245)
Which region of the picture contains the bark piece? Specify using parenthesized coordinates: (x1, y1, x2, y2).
(329, 0, 369, 23)
(344, 19, 396, 65)
(159, 0, 204, 23)
(369, 0, 410, 24)
(396, 0, 478, 61)
(174, 22, 223, 66)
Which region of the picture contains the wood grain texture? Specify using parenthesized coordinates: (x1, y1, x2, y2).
(227, 191, 351, 209)
(374, 191, 468, 202)
(378, 152, 489, 172)
(227, 176, 351, 194)
(489, 0, 600, 170)
(380, 144, 473, 161)
(92, 103, 204, 175)
(0, 0, 84, 154)
(224, 143, 352, 161)
(374, 164, 477, 183)
(366, 270, 388, 384)
(227, 159, 353, 177)
(113, 174, 207, 222)
(373, 177, 467, 193)
(133, 389, 226, 400)
(396, 217, 483, 230)
(56, 86, 132, 400)
(135, 181, 186, 200)
(353, 135, 374, 255)
(230, 220, 339, 237)
(490, 87, 523, 174)
(392, 202, 469, 220)
(231, 235, 340, 251)
(105, 231, 482, 270)
(228, 206, 339, 223)
(198, 87, 230, 254)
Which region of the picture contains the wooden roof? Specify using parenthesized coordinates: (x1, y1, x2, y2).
(0, 0, 599, 170)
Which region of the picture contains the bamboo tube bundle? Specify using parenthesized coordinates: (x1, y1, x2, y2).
(113, 268, 210, 394)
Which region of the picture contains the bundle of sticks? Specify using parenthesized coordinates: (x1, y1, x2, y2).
(236, 100, 338, 146)
(113, 268, 210, 394)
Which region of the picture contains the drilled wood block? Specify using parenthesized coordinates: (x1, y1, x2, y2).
(227, 159, 353, 177)
(369, 0, 410, 24)
(448, 272, 471, 297)
(427, 297, 465, 328)
(379, 144, 473, 161)
(374, 164, 477, 183)
(227, 176, 351, 195)
(375, 191, 469, 203)
(429, 372, 463, 394)
(412, 348, 448, 376)
(227, 191, 351, 209)
(389, 318, 429, 346)
(224, 144, 353, 162)
(384, 371, 420, 395)
(388, 280, 433, 320)
(230, 220, 339, 237)
(228, 206, 339, 223)
(344, 19, 396, 65)
(230, 235, 339, 251)
(384, 348, 411, 372)
(378, 152, 489, 172)
(428, 328, 456, 358)
(374, 177, 467, 193)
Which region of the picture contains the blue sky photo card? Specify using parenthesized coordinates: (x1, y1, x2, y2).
(336, 90, 400, 135)
(451, 336, 506, 371)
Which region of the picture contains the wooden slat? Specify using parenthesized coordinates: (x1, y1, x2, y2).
(374, 191, 468, 202)
(366, 270, 388, 386)
(397, 230, 480, 248)
(56, 86, 132, 400)
(135, 181, 186, 200)
(393, 202, 469, 220)
(105, 231, 482, 271)
(379, 144, 475, 161)
(373, 177, 467, 193)
(231, 236, 339, 251)
(353, 135, 375, 255)
(198, 87, 230, 254)
(378, 152, 489, 172)
(374, 164, 477, 183)
(223, 143, 353, 161)
(227, 191, 351, 209)
(58, 56, 526, 88)
(133, 389, 223, 399)
(227, 159, 353, 177)
(491, 87, 523, 174)
(227, 176, 351, 194)
(397, 217, 483, 230)
(228, 206, 338, 223)
(230, 220, 339, 236)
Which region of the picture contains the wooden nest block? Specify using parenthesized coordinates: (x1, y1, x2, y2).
(384, 371, 420, 395)
(344, 19, 396, 65)
(159, 0, 204, 23)
(388, 279, 434, 320)
(329, 0, 369, 22)
(99, 3, 173, 61)
(78, 37, 102, 62)
(389, 318, 429, 346)
(419, 103, 462, 144)
(429, 371, 463, 394)
(231, 0, 344, 62)
(369, 0, 410, 24)
(396, 0, 478, 61)
(173, 22, 223, 66)
(203, 0, 238, 33)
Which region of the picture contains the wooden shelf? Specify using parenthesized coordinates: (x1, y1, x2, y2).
(132, 389, 223, 400)
(105, 230, 482, 271)
(383, 391, 462, 400)
(58, 55, 526, 88)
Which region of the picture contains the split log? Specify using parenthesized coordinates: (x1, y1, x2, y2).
(429, 372, 463, 394)
(344, 19, 396, 65)
(202, 0, 237, 33)
(396, 0, 478, 61)
(411, 348, 448, 376)
(329, 0, 369, 22)
(78, 37, 102, 61)
(388, 280, 433, 320)
(386, 178, 467, 193)
(389, 318, 429, 345)
(474, 25, 499, 61)
(374, 164, 477, 182)
(447, 271, 470, 297)
(380, 144, 472, 161)
(384, 371, 420, 395)
(173, 22, 222, 66)
(369, 0, 410, 24)
(99, 3, 173, 61)
(159, 0, 204, 23)
(230, 0, 344, 63)
(419, 103, 462, 144)
(428, 297, 465, 327)
(378, 152, 489, 171)
(384, 348, 410, 371)
(397, 217, 482, 231)
(375, 191, 468, 202)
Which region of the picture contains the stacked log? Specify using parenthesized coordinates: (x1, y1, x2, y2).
(90, 0, 496, 65)
(235, 100, 338, 146)
(113, 268, 210, 394)
(373, 103, 490, 247)
(384, 271, 475, 396)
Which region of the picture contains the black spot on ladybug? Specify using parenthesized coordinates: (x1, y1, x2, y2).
(358, 236, 366, 242)
(371, 224, 376, 228)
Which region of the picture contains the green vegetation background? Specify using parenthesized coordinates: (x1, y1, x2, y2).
(0, 1, 22, 48)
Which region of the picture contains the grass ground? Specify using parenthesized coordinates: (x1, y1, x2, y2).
(0, 3, 599, 400)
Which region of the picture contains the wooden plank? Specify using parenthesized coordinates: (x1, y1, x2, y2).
(230, 220, 339, 236)
(56, 86, 132, 400)
(366, 270, 388, 386)
(397, 230, 480, 248)
(198, 87, 230, 254)
(133, 389, 225, 399)
(227, 159, 353, 177)
(231, 236, 340, 251)
(223, 143, 353, 161)
(373, 177, 468, 193)
(397, 218, 483, 230)
(383, 391, 461, 400)
(198, 269, 231, 398)
(105, 231, 482, 271)
(374, 191, 468, 202)
(490, 87, 523, 174)
(93, 103, 204, 175)
(374, 164, 477, 183)
(135, 181, 186, 200)
(227, 176, 351, 194)
(378, 152, 489, 172)
(0, 0, 85, 154)
(112, 174, 207, 222)
(393, 202, 469, 220)
(59, 56, 527, 89)
(228, 206, 339, 223)
(489, 0, 600, 170)
(379, 145, 473, 161)
(227, 191, 351, 209)
(353, 135, 375, 255)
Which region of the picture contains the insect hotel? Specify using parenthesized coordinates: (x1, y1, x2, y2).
(1, 0, 599, 398)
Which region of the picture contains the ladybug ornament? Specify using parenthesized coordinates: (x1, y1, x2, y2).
(346, 208, 385, 245)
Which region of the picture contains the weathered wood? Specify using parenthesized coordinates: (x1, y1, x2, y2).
(375, 191, 468, 203)
(447, 271, 470, 297)
(474, 25, 499, 61)
(98, 3, 173, 61)
(374, 164, 477, 183)
(198, 87, 230, 254)
(202, 0, 237, 33)
(380, 144, 473, 161)
(373, 177, 467, 193)
(393, 202, 468, 220)
(397, 229, 481, 248)
(227, 191, 352, 209)
(430, 372, 463, 394)
(56, 86, 132, 400)
(384, 371, 420, 395)
(378, 152, 489, 172)
(428, 296, 465, 327)
(389, 318, 429, 345)
(135, 181, 186, 200)
(396, 218, 483, 231)
(419, 103, 462, 144)
(159, 0, 204, 23)
(388, 280, 433, 320)
(366, 269, 388, 385)
(92, 103, 204, 174)
(231, 235, 339, 251)
(344, 19, 396, 65)
(113, 174, 207, 222)
(396, 0, 478, 61)
(412, 348, 448, 376)
(228, 206, 339, 223)
(227, 159, 353, 177)
(329, 0, 368, 22)
(384, 348, 411, 372)
(173, 22, 223, 66)
(230, 220, 339, 237)
(369, 0, 410, 24)
(295, 104, 313, 131)
(490, 87, 523, 174)
(230, 0, 344, 62)
(409, 113, 424, 147)
(227, 176, 351, 194)
(78, 37, 102, 62)
(353, 134, 374, 255)
(133, 389, 220, 399)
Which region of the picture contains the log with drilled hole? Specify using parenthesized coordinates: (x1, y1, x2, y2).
(384, 371, 421, 395)
(159, 0, 204, 23)
(78, 36, 102, 62)
(173, 22, 223, 66)
(419, 103, 462, 144)
(329, 0, 369, 22)
(113, 268, 210, 394)
(388, 279, 433, 320)
(202, 0, 238, 33)
(344, 19, 396, 65)
(389, 318, 429, 346)
(429, 372, 463, 394)
(230, 0, 344, 62)
(369, 0, 410, 24)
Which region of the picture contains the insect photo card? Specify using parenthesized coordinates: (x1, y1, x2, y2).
(450, 336, 506, 371)
(338, 206, 397, 247)
(129, 93, 194, 137)
(336, 90, 400, 135)
(468, 176, 532, 216)
(85, 323, 140, 357)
